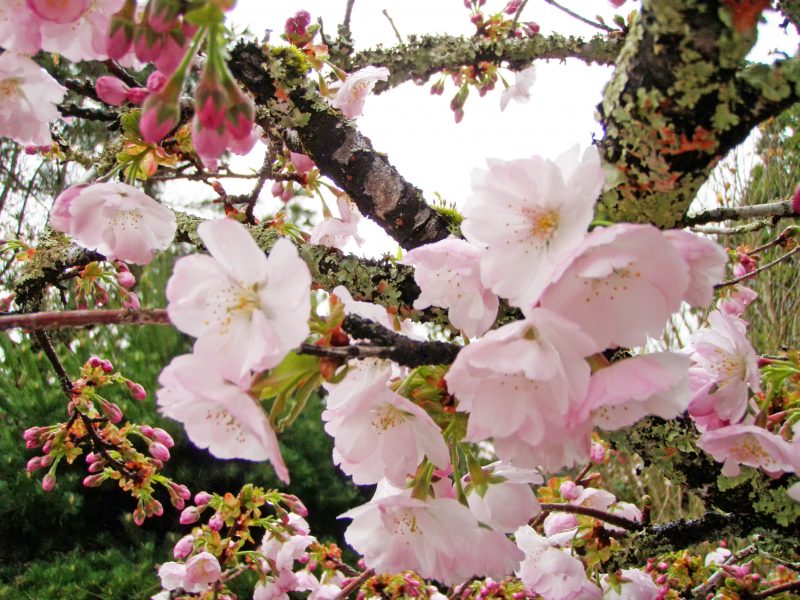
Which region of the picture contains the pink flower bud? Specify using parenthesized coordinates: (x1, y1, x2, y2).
(174, 534, 195, 559)
(153, 428, 174, 448)
(115, 269, 136, 289)
(83, 474, 104, 487)
(151, 499, 164, 516)
(271, 181, 284, 197)
(148, 0, 180, 33)
(126, 87, 148, 105)
(106, 0, 135, 60)
(150, 441, 171, 462)
(194, 491, 212, 506)
(559, 480, 580, 500)
(589, 442, 605, 464)
(140, 99, 179, 143)
(133, 507, 146, 526)
(209, 512, 224, 531)
(180, 506, 200, 524)
(122, 291, 141, 310)
(134, 28, 165, 63)
(139, 424, 155, 438)
(41, 473, 56, 492)
(170, 482, 191, 499)
(100, 399, 123, 423)
(26, 456, 42, 473)
(88, 461, 104, 473)
(100, 359, 114, 373)
(155, 33, 187, 75)
(281, 186, 294, 202)
(89, 356, 103, 368)
(289, 152, 315, 175)
(95, 76, 130, 106)
(792, 183, 800, 214)
(147, 71, 167, 92)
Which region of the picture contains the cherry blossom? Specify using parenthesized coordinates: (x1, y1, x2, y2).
(157, 551, 221, 594)
(40, 0, 126, 62)
(253, 570, 299, 600)
(719, 284, 758, 317)
(697, 424, 799, 477)
(578, 352, 691, 430)
(445, 308, 596, 471)
(342, 488, 522, 584)
(663, 229, 728, 307)
(515, 525, 602, 600)
(601, 568, 659, 599)
(688, 310, 760, 428)
(331, 285, 419, 338)
(539, 224, 690, 350)
(26, 0, 90, 24)
(462, 145, 604, 308)
(309, 195, 364, 250)
(403, 237, 499, 337)
(322, 366, 449, 486)
(49, 182, 176, 264)
(260, 514, 314, 571)
(0, 52, 66, 147)
(788, 482, 800, 502)
(166, 219, 311, 385)
(463, 461, 542, 532)
(500, 65, 536, 111)
(332, 66, 390, 119)
(0, 0, 43, 54)
(157, 352, 289, 482)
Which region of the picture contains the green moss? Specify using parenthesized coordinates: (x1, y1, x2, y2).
(717, 469, 800, 527)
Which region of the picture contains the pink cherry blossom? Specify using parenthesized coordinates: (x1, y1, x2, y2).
(157, 352, 289, 482)
(403, 237, 499, 338)
(605, 501, 643, 534)
(342, 489, 522, 584)
(254, 570, 299, 600)
(578, 352, 691, 431)
(39, 0, 125, 62)
(697, 424, 799, 477)
(331, 285, 419, 338)
(49, 182, 176, 264)
(663, 229, 727, 307)
(309, 195, 364, 250)
(445, 308, 595, 471)
(166, 219, 311, 385)
(183, 552, 222, 593)
(0, 52, 65, 147)
(688, 310, 760, 428)
(601, 569, 659, 600)
(500, 65, 536, 111)
(464, 461, 542, 532)
(261, 514, 315, 571)
(95, 75, 130, 106)
(719, 284, 757, 317)
(323, 365, 449, 486)
(515, 525, 602, 600)
(332, 66, 389, 119)
(543, 512, 579, 538)
(290, 151, 315, 174)
(704, 546, 732, 566)
(462, 146, 604, 308)
(539, 224, 690, 350)
(158, 561, 187, 591)
(0, 0, 43, 54)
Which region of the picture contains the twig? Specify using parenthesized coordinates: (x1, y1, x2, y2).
(103, 59, 141, 88)
(538, 502, 643, 531)
(0, 308, 170, 331)
(58, 103, 118, 122)
(33, 330, 73, 396)
(543, 0, 614, 32)
(382, 9, 403, 43)
(745, 226, 798, 255)
(335, 568, 374, 600)
(691, 219, 775, 235)
(755, 580, 800, 598)
(692, 544, 758, 598)
(714, 246, 800, 289)
(758, 550, 800, 571)
(341, 0, 356, 39)
(510, 0, 529, 31)
(683, 199, 797, 226)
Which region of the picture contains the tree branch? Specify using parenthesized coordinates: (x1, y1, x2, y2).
(228, 42, 455, 250)
(538, 502, 643, 531)
(0, 308, 169, 331)
(597, 0, 800, 228)
(347, 32, 622, 93)
(682, 199, 797, 226)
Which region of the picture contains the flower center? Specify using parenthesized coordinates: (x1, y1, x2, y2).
(389, 508, 420, 536)
(370, 403, 405, 432)
(110, 208, 144, 231)
(0, 77, 22, 103)
(524, 207, 559, 242)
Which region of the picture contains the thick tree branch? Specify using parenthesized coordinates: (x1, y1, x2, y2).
(0, 308, 169, 331)
(228, 42, 454, 250)
(597, 0, 800, 228)
(345, 32, 622, 92)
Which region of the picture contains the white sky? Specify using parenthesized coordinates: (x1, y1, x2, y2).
(212, 1, 799, 256)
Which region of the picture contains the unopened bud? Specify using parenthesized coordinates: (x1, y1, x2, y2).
(41, 473, 56, 492)
(89, 356, 103, 368)
(153, 427, 174, 447)
(101, 399, 123, 423)
(180, 506, 200, 524)
(194, 491, 212, 506)
(209, 512, 224, 531)
(174, 534, 195, 559)
(83, 474, 104, 487)
(100, 359, 114, 373)
(150, 441, 171, 462)
(26, 456, 42, 473)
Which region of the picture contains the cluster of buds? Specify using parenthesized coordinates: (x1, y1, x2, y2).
(70, 260, 140, 310)
(282, 10, 329, 70)
(23, 356, 189, 526)
(95, 71, 166, 107)
(270, 150, 319, 203)
(459, 576, 526, 600)
(106, 0, 199, 75)
(464, 0, 539, 40)
(156, 485, 311, 597)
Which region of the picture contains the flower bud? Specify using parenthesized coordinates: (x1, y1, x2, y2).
(134, 27, 165, 63)
(153, 428, 174, 447)
(126, 87, 148, 105)
(147, 71, 167, 92)
(559, 480, 579, 500)
(95, 76, 130, 106)
(209, 512, 224, 531)
(133, 506, 146, 526)
(150, 442, 171, 462)
(289, 152, 315, 175)
(41, 473, 56, 492)
(148, 0, 181, 33)
(140, 93, 180, 143)
(174, 534, 195, 559)
(170, 482, 191, 500)
(180, 506, 200, 524)
(792, 182, 800, 214)
(100, 359, 114, 373)
(271, 181, 283, 197)
(83, 474, 104, 487)
(122, 291, 141, 310)
(589, 442, 605, 464)
(115, 269, 136, 289)
(26, 456, 42, 473)
(194, 491, 212, 506)
(106, 0, 136, 60)
(88, 356, 103, 368)
(100, 399, 123, 423)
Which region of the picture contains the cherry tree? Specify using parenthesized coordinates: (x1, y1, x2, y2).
(2, 0, 800, 598)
